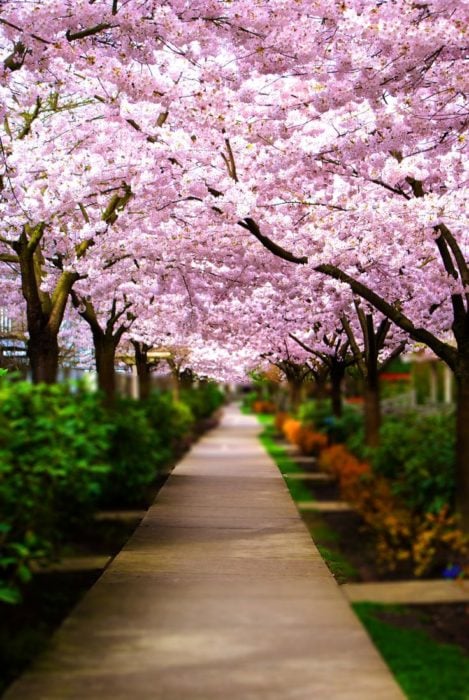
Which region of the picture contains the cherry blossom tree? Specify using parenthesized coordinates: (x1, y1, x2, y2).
(1, 0, 468, 525)
(215, 0, 469, 524)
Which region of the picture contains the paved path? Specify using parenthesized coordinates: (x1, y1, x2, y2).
(297, 500, 353, 512)
(343, 579, 469, 604)
(4, 406, 404, 700)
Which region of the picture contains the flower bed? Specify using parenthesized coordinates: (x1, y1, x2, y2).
(275, 408, 469, 579)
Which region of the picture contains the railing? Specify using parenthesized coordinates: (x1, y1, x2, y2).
(381, 390, 454, 415)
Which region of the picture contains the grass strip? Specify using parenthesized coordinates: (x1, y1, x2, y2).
(354, 603, 469, 700)
(315, 544, 358, 584)
(255, 414, 357, 582)
(256, 414, 313, 501)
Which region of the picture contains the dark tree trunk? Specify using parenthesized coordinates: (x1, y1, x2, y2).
(15, 229, 76, 386)
(172, 374, 180, 402)
(133, 342, 151, 400)
(288, 379, 302, 413)
(28, 328, 59, 384)
(93, 333, 117, 404)
(137, 362, 151, 401)
(330, 366, 344, 418)
(364, 375, 381, 448)
(180, 369, 195, 390)
(455, 369, 469, 531)
(315, 376, 328, 403)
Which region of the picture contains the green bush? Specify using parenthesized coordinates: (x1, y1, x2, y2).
(0, 380, 111, 603)
(297, 397, 455, 516)
(180, 382, 224, 421)
(298, 400, 364, 449)
(99, 398, 162, 507)
(0, 380, 223, 604)
(100, 392, 198, 506)
(371, 412, 455, 514)
(298, 399, 331, 428)
(240, 390, 258, 413)
(325, 407, 364, 446)
(144, 392, 194, 458)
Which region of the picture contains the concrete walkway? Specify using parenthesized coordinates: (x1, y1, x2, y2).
(343, 579, 469, 604)
(4, 406, 404, 700)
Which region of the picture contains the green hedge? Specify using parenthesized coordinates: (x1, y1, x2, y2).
(0, 381, 111, 604)
(180, 382, 224, 421)
(0, 379, 223, 604)
(299, 400, 363, 446)
(371, 412, 455, 514)
(100, 393, 195, 506)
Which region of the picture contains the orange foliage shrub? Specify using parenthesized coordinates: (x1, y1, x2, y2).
(274, 411, 289, 433)
(282, 420, 328, 455)
(318, 443, 468, 576)
(364, 501, 469, 576)
(318, 444, 370, 499)
(252, 400, 276, 414)
(297, 428, 328, 456)
(276, 411, 468, 576)
(282, 417, 303, 445)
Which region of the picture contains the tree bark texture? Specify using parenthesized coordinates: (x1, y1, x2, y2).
(133, 342, 151, 400)
(288, 379, 303, 413)
(363, 380, 381, 448)
(455, 369, 469, 531)
(93, 333, 117, 404)
(28, 327, 59, 384)
(330, 366, 344, 418)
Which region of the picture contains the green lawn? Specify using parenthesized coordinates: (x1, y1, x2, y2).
(256, 414, 313, 501)
(256, 413, 357, 582)
(354, 603, 469, 700)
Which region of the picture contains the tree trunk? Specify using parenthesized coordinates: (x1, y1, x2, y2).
(288, 379, 302, 413)
(455, 370, 469, 531)
(172, 373, 180, 402)
(315, 376, 328, 403)
(28, 328, 59, 384)
(180, 369, 195, 390)
(137, 362, 151, 401)
(93, 333, 117, 404)
(363, 378, 381, 448)
(330, 367, 344, 418)
(133, 343, 151, 401)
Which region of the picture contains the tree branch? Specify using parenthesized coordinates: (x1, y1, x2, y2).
(17, 97, 42, 140)
(436, 223, 469, 287)
(318, 263, 457, 369)
(26, 222, 45, 254)
(49, 271, 79, 334)
(379, 341, 407, 371)
(66, 23, 113, 42)
(0, 253, 20, 263)
(223, 138, 239, 182)
(375, 317, 392, 353)
(238, 218, 308, 264)
(340, 315, 367, 376)
(71, 292, 102, 337)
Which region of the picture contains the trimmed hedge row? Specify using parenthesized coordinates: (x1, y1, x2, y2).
(0, 379, 224, 604)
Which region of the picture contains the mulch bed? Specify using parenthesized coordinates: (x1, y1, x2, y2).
(0, 570, 102, 694)
(0, 481, 164, 694)
(0, 505, 147, 694)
